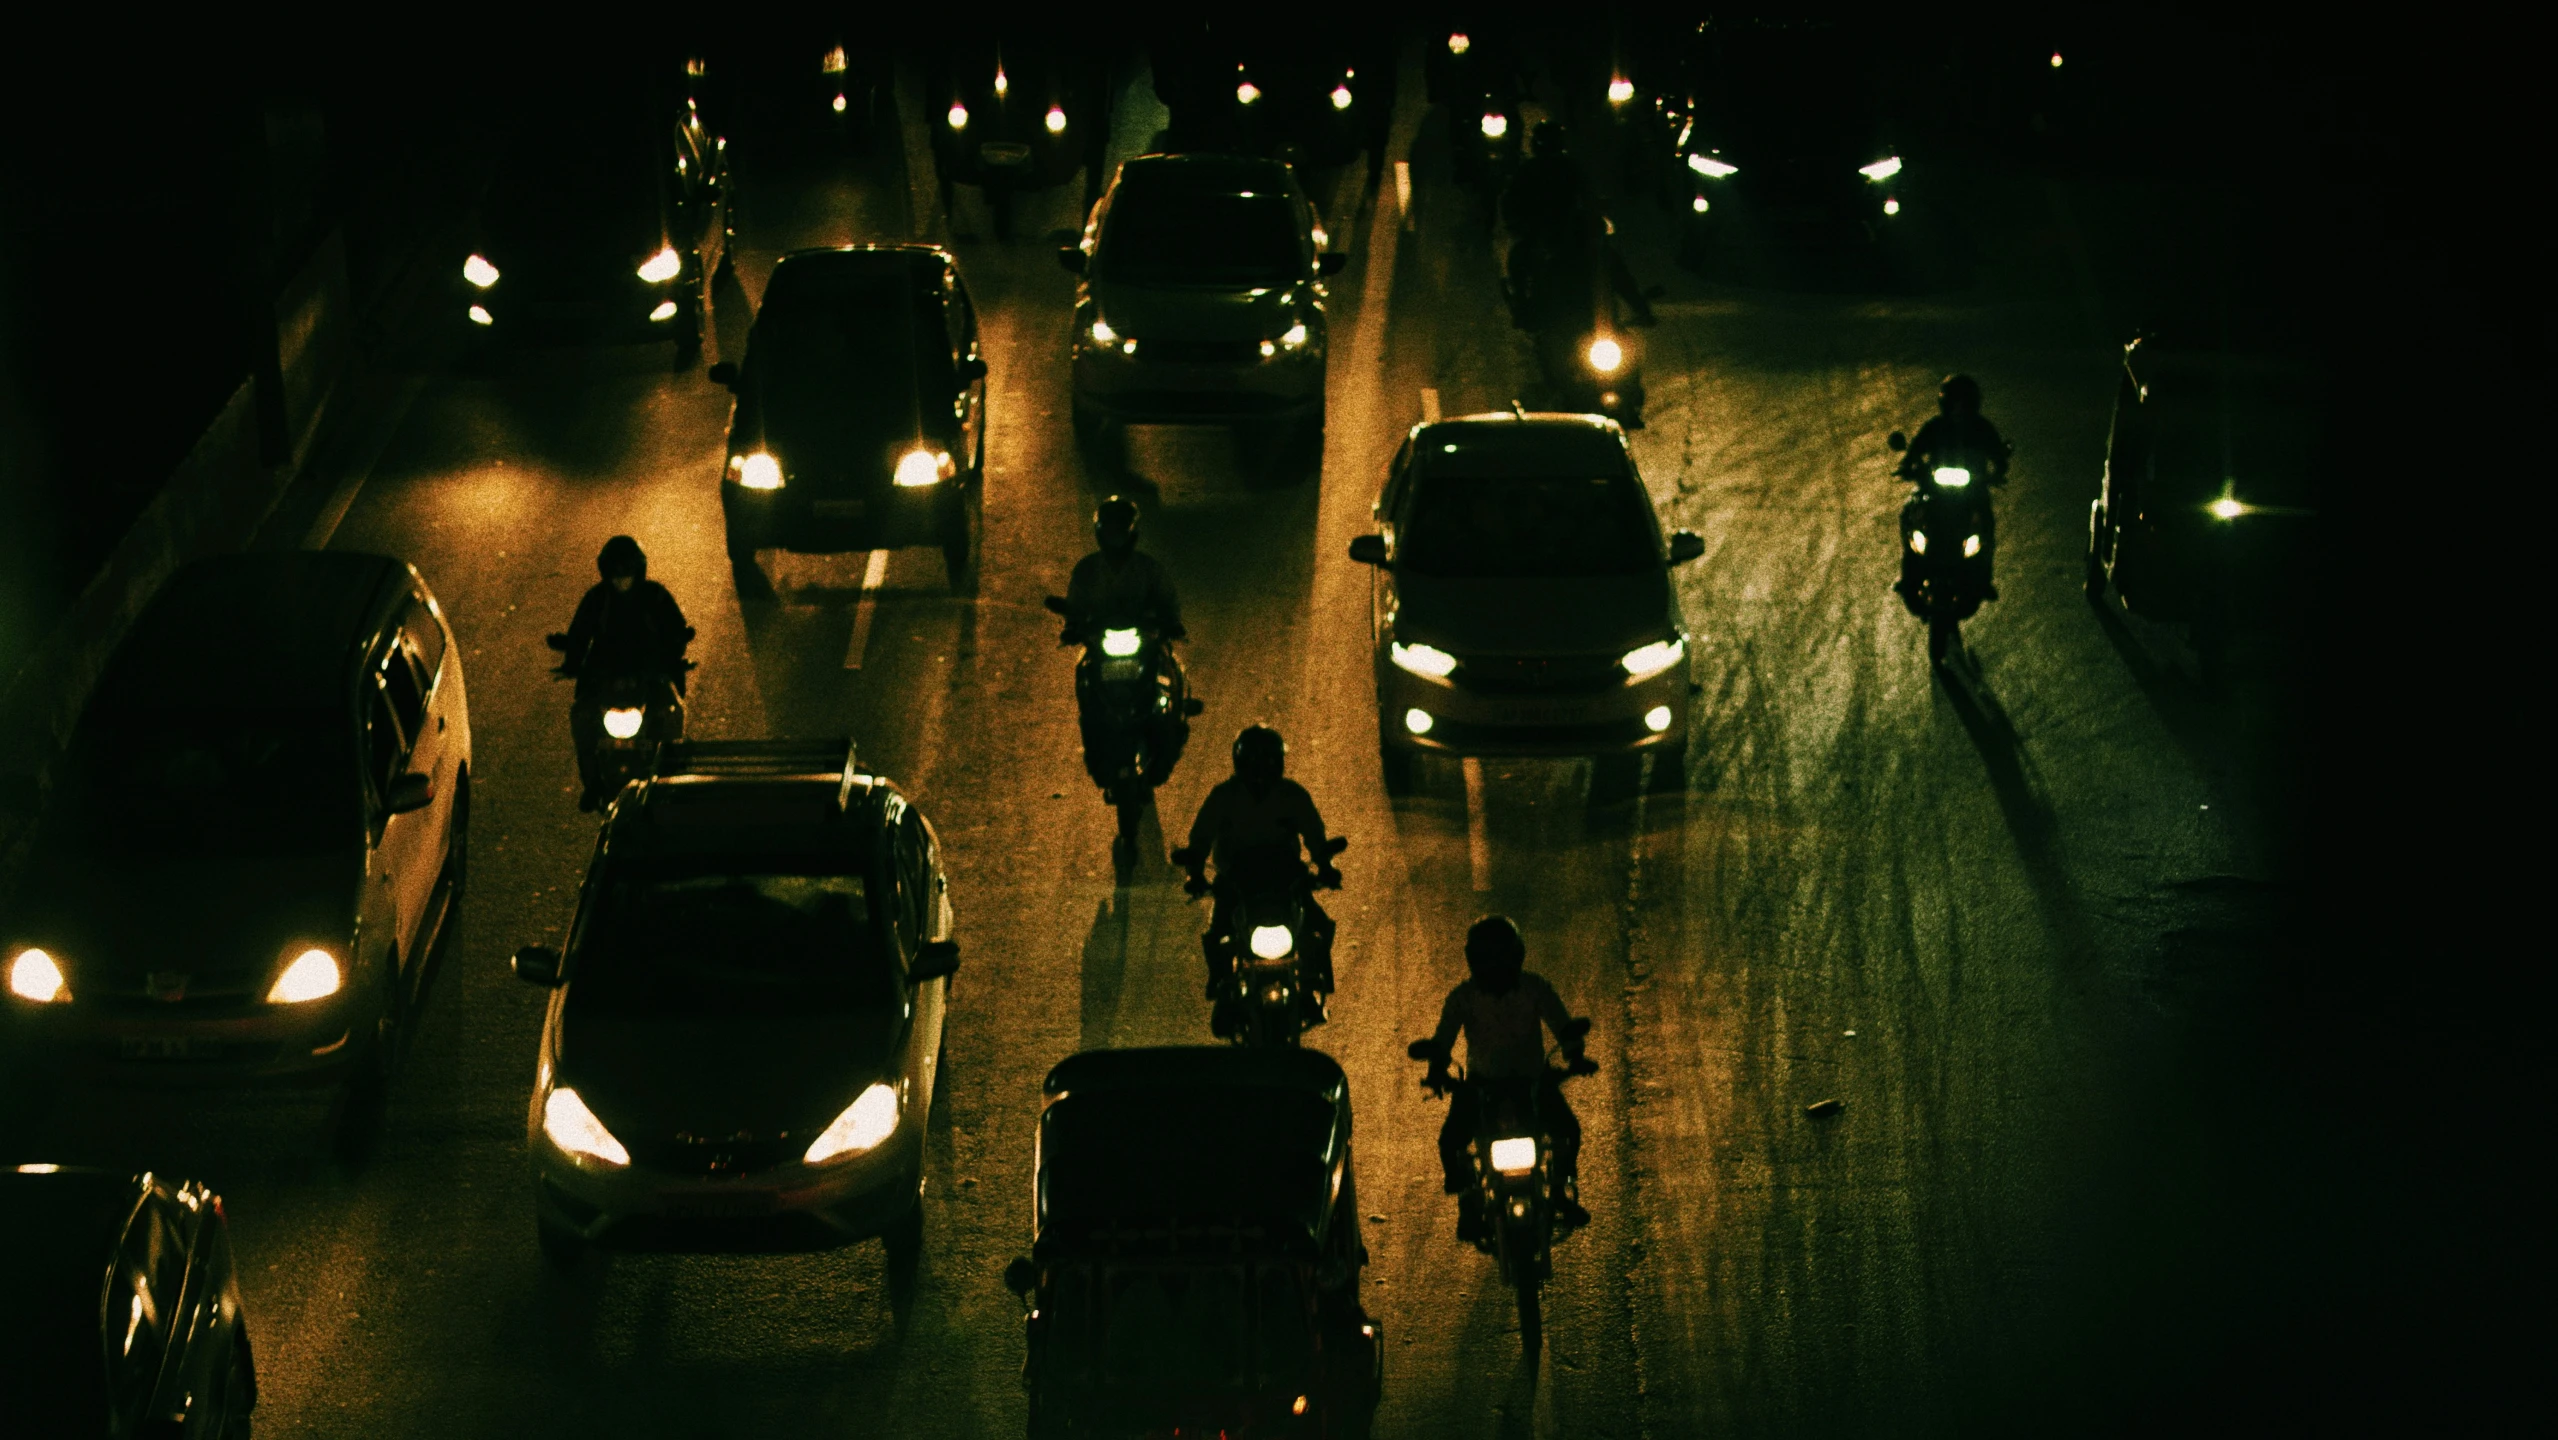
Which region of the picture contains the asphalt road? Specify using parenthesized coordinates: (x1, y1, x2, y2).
(11, 56, 2332, 1439)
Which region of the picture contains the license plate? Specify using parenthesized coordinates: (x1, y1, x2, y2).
(812, 499, 866, 520)
(979, 142, 1032, 167)
(119, 1036, 211, 1061)
(1100, 659, 1142, 682)
(669, 1191, 776, 1219)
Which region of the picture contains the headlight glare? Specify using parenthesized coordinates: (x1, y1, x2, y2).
(1687, 153, 1737, 178)
(1608, 77, 1635, 104)
(1480, 112, 1509, 140)
(636, 246, 682, 283)
(1249, 925, 1295, 960)
(1331, 84, 1353, 111)
(1587, 337, 1623, 374)
(1281, 322, 1310, 351)
(1931, 466, 1972, 488)
(8, 948, 68, 1004)
(463, 253, 501, 288)
(1910, 530, 1928, 554)
(895, 449, 954, 487)
(1088, 316, 1118, 346)
(805, 1082, 899, 1164)
(1100, 628, 1144, 658)
(1237, 81, 1261, 106)
(266, 948, 342, 1004)
(946, 102, 969, 129)
(1962, 534, 1982, 558)
(1390, 641, 1458, 679)
(1045, 106, 1067, 134)
(1859, 156, 1904, 181)
(1620, 637, 1685, 682)
(543, 1087, 630, 1167)
(601, 707, 645, 740)
(736, 453, 783, 490)
(1489, 1136, 1537, 1173)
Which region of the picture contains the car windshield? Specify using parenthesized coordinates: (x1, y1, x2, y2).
(1043, 1263, 1314, 1392)
(485, 121, 668, 254)
(58, 711, 358, 855)
(1098, 190, 1300, 287)
(749, 268, 947, 433)
(1398, 473, 1659, 579)
(570, 865, 895, 1017)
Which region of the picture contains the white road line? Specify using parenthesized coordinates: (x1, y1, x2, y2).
(1463, 756, 1491, 892)
(1421, 386, 1440, 423)
(304, 373, 427, 550)
(841, 549, 891, 669)
(1394, 159, 1414, 234)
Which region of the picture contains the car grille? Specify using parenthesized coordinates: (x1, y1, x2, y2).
(1137, 338, 1264, 366)
(636, 1132, 806, 1176)
(1455, 653, 1626, 696)
(92, 965, 269, 1011)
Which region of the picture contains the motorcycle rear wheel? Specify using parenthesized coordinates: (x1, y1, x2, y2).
(1515, 1275, 1543, 1350)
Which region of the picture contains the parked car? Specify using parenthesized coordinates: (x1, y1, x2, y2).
(712, 246, 988, 595)
(0, 1164, 255, 1437)
(1003, 1047, 1380, 1437)
(512, 740, 959, 1271)
(3, 554, 471, 1109)
(1348, 413, 1702, 795)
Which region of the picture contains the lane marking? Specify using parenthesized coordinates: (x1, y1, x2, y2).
(1421, 386, 1440, 424)
(1463, 757, 1491, 892)
(304, 373, 427, 550)
(1394, 159, 1414, 233)
(841, 548, 891, 668)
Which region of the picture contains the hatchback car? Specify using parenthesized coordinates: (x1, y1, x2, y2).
(1348, 414, 1702, 793)
(0, 1165, 255, 1438)
(1062, 154, 1344, 468)
(712, 246, 989, 595)
(511, 739, 959, 1269)
(924, 38, 1110, 236)
(3, 554, 471, 1100)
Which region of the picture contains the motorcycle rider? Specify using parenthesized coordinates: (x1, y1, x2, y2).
(553, 535, 693, 811)
(1896, 374, 2013, 601)
(1062, 496, 1185, 643)
(1501, 122, 1656, 334)
(1177, 726, 1340, 1020)
(1422, 916, 1595, 1235)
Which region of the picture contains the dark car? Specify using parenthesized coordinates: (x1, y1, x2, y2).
(687, 38, 890, 158)
(460, 94, 730, 355)
(1063, 154, 1344, 468)
(1157, 30, 1395, 176)
(924, 38, 1110, 236)
(0, 1165, 254, 1437)
(712, 246, 988, 595)
(1002, 1047, 1380, 1437)
(3, 555, 471, 1105)
(1348, 413, 1703, 795)
(512, 740, 959, 1269)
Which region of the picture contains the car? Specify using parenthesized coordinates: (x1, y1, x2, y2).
(923, 37, 1110, 236)
(510, 739, 959, 1269)
(687, 37, 890, 159)
(1347, 413, 1703, 795)
(459, 89, 730, 355)
(1061, 154, 1345, 472)
(3, 554, 471, 1105)
(1002, 1047, 1380, 1437)
(0, 1164, 255, 1437)
(711, 246, 989, 596)
(1155, 29, 1396, 176)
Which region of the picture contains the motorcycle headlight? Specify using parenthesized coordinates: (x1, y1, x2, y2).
(1249, 925, 1295, 960)
(1489, 1136, 1537, 1174)
(542, 1086, 630, 1167)
(895, 449, 955, 488)
(1447, 32, 1470, 55)
(1859, 156, 1903, 182)
(636, 246, 682, 284)
(1390, 641, 1458, 679)
(1100, 628, 1144, 658)
(1608, 76, 1635, 105)
(946, 102, 969, 130)
(1931, 466, 1972, 488)
(1619, 637, 1685, 682)
(1962, 534, 1982, 558)
(1586, 337, 1623, 374)
(7, 947, 68, 1004)
(1909, 530, 1929, 554)
(1237, 80, 1262, 105)
(734, 452, 783, 490)
(804, 1082, 898, 1164)
(1331, 84, 1353, 111)
(601, 707, 645, 740)
(266, 948, 342, 1004)
(1480, 112, 1508, 140)
(463, 253, 500, 288)
(1687, 153, 1738, 179)
(1045, 106, 1067, 134)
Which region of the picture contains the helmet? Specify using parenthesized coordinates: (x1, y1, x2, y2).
(1465, 915, 1526, 991)
(1232, 724, 1286, 785)
(1937, 374, 1983, 417)
(1095, 495, 1140, 557)
(597, 535, 647, 581)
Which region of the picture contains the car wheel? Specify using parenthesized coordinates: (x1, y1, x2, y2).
(537, 1216, 586, 1272)
(332, 956, 401, 1160)
(727, 538, 774, 600)
(883, 1194, 925, 1272)
(1379, 741, 1415, 797)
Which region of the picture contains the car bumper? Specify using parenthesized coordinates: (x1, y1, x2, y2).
(723, 478, 962, 553)
(531, 1118, 925, 1253)
(3, 997, 368, 1084)
(1377, 659, 1689, 757)
(1073, 346, 1325, 425)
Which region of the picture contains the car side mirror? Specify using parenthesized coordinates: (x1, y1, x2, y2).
(1668, 531, 1705, 565)
(385, 772, 434, 815)
(1004, 1256, 1038, 1296)
(1886, 430, 1907, 453)
(1056, 247, 1086, 274)
(1042, 595, 1072, 616)
(511, 945, 564, 987)
(911, 939, 961, 982)
(1317, 252, 1349, 276)
(1347, 534, 1388, 566)
(957, 356, 988, 383)
(1183, 697, 1205, 717)
(707, 361, 738, 388)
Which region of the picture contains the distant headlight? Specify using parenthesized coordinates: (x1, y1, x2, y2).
(895, 448, 955, 488)
(601, 707, 645, 740)
(1447, 32, 1471, 55)
(2209, 495, 2246, 521)
(946, 102, 969, 129)
(1480, 112, 1509, 140)
(733, 453, 784, 490)
(467, 305, 494, 326)
(1586, 337, 1623, 374)
(266, 948, 342, 1004)
(1909, 530, 1929, 554)
(637, 246, 682, 284)
(1687, 153, 1737, 179)
(543, 1086, 630, 1167)
(805, 1082, 899, 1164)
(1249, 925, 1295, 960)
(1100, 628, 1144, 658)
(1962, 533, 1982, 557)
(1608, 76, 1635, 105)
(1331, 84, 1353, 111)
(1859, 156, 1904, 181)
(1088, 316, 1118, 346)
(463, 253, 501, 288)
(1489, 1136, 1537, 1173)
(647, 301, 679, 322)
(1390, 641, 1458, 679)
(832, 93, 848, 114)
(1237, 81, 1262, 106)
(7, 948, 68, 1004)
(1620, 637, 1685, 682)
(1931, 466, 1972, 488)
(1281, 322, 1310, 351)
(823, 45, 846, 74)
(1045, 106, 1067, 134)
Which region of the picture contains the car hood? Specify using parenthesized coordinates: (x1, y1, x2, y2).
(6, 849, 357, 984)
(1089, 281, 1298, 344)
(559, 1008, 903, 1143)
(735, 346, 949, 484)
(1394, 570, 1675, 655)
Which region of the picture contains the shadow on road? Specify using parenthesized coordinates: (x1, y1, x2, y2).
(1937, 658, 2097, 959)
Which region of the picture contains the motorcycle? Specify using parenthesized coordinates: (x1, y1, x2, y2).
(1505, 220, 1656, 427)
(1044, 597, 1202, 862)
(1408, 1018, 1598, 1350)
(1886, 431, 1999, 665)
(1178, 837, 1347, 1047)
(546, 634, 691, 809)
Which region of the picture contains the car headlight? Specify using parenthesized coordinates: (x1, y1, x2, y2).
(1088, 316, 1118, 346)
(1045, 106, 1067, 134)
(1100, 628, 1143, 658)
(543, 1086, 630, 1167)
(1390, 641, 1458, 679)
(647, 301, 679, 322)
(601, 706, 645, 739)
(1249, 925, 1295, 960)
(637, 246, 682, 284)
(2209, 496, 2246, 521)
(1608, 76, 1635, 105)
(1281, 322, 1310, 350)
(1962, 533, 1982, 557)
(805, 1082, 899, 1164)
(266, 948, 342, 1004)
(7, 948, 68, 1004)
(1331, 84, 1353, 111)
(1489, 1136, 1537, 1174)
(1237, 80, 1262, 105)
(946, 102, 969, 129)
(1480, 112, 1509, 140)
(1620, 637, 1685, 682)
(1587, 337, 1623, 374)
(1909, 530, 1928, 554)
(895, 448, 955, 487)
(1859, 156, 1903, 181)
(733, 453, 784, 490)
(1931, 466, 1972, 488)
(1687, 153, 1737, 178)
(1447, 32, 1470, 55)
(463, 253, 500, 288)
